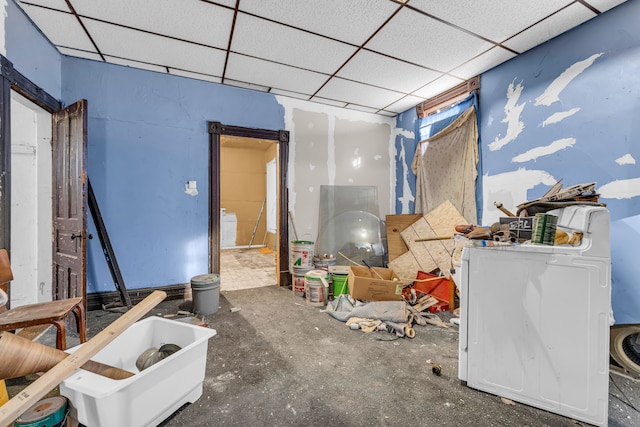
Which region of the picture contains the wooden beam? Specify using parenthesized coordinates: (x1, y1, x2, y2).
(0, 291, 166, 425)
(416, 76, 479, 118)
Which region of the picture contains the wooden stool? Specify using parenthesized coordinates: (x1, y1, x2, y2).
(0, 297, 86, 350)
(0, 249, 86, 350)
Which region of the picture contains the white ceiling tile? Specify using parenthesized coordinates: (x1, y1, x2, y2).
(231, 13, 357, 74)
(104, 56, 168, 74)
(503, 3, 595, 53)
(224, 79, 270, 92)
(450, 46, 517, 79)
(58, 47, 103, 62)
(238, 0, 399, 45)
(18, 4, 96, 51)
(225, 54, 328, 95)
(315, 77, 404, 110)
(83, 19, 227, 76)
(338, 50, 440, 93)
(366, 7, 494, 72)
(412, 75, 465, 99)
(168, 69, 222, 84)
(70, 0, 234, 49)
(17, 0, 69, 12)
(587, 0, 629, 13)
(271, 89, 311, 101)
(345, 105, 380, 114)
(409, 0, 574, 42)
(310, 97, 348, 108)
(384, 95, 426, 114)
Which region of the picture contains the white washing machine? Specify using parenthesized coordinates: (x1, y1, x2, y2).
(458, 206, 611, 426)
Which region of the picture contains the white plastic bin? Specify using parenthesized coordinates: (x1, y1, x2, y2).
(60, 316, 216, 427)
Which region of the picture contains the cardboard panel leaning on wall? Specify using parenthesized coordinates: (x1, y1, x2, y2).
(221, 145, 268, 246)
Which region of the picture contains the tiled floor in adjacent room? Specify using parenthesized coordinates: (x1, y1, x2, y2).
(219, 247, 278, 291)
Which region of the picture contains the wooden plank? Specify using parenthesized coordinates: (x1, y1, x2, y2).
(386, 214, 422, 262)
(0, 291, 166, 426)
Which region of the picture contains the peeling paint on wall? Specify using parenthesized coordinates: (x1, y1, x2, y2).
(599, 177, 640, 199)
(481, 168, 556, 224)
(541, 108, 580, 127)
(512, 138, 576, 163)
(396, 138, 414, 214)
(534, 53, 603, 107)
(488, 79, 525, 151)
(615, 154, 636, 165)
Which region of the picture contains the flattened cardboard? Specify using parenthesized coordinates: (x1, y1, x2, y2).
(400, 200, 466, 278)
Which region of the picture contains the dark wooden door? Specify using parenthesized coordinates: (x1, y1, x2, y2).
(52, 100, 87, 310)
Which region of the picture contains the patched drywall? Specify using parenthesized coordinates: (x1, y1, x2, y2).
(278, 97, 394, 244)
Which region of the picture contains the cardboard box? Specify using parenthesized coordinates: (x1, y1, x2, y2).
(347, 266, 403, 301)
(499, 216, 534, 240)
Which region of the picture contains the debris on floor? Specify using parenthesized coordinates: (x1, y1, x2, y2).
(325, 293, 450, 339)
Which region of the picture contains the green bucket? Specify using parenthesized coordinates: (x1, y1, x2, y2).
(332, 273, 348, 296)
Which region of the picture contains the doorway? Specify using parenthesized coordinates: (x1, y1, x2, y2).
(219, 135, 277, 291)
(9, 91, 53, 306)
(208, 123, 291, 288)
(0, 54, 87, 313)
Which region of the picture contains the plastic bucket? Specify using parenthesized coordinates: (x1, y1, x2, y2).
(332, 273, 348, 296)
(190, 274, 221, 315)
(313, 256, 336, 271)
(291, 240, 314, 268)
(292, 265, 312, 297)
(304, 270, 329, 307)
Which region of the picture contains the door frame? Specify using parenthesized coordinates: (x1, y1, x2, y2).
(208, 122, 291, 287)
(0, 55, 61, 306)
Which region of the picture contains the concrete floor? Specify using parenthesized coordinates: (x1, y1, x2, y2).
(6, 285, 640, 426)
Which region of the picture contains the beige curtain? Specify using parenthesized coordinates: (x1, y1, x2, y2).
(411, 106, 478, 223)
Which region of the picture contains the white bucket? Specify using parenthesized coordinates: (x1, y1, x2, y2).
(291, 265, 312, 297)
(304, 269, 329, 307)
(291, 240, 314, 268)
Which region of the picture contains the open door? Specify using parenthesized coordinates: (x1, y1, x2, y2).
(52, 100, 88, 313)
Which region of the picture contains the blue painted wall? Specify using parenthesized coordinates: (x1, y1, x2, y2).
(2, 0, 61, 99)
(480, 1, 640, 222)
(62, 58, 285, 292)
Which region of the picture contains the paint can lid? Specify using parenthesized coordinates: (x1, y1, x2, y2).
(16, 396, 68, 425)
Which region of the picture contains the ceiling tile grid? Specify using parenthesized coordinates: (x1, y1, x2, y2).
(81, 19, 228, 76)
(230, 12, 358, 74)
(224, 53, 329, 95)
(365, 7, 495, 72)
(407, 0, 576, 43)
(70, 0, 235, 49)
(237, 0, 400, 45)
(314, 77, 405, 110)
(337, 49, 441, 94)
(19, 4, 95, 52)
(502, 3, 597, 53)
(14, 0, 630, 116)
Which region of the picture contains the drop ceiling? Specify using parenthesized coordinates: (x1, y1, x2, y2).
(16, 0, 627, 117)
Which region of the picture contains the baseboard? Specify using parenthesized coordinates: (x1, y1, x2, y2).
(87, 283, 192, 311)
